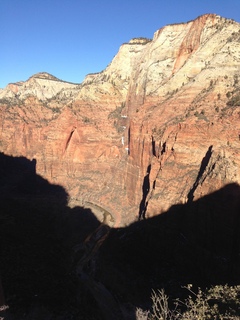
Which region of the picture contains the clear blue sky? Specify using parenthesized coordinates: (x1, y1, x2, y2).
(1, 0, 240, 88)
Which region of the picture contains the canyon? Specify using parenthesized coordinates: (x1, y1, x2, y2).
(1, 13, 240, 226)
(1, 13, 240, 319)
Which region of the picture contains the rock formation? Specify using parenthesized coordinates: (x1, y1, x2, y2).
(1, 14, 240, 226)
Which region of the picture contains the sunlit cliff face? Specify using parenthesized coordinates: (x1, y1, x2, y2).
(1, 14, 240, 226)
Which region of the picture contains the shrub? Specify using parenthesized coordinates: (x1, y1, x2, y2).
(226, 93, 240, 106)
(82, 116, 90, 123)
(149, 289, 176, 320)
(149, 285, 240, 319)
(108, 102, 125, 119)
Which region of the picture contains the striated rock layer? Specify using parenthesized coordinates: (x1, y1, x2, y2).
(1, 14, 240, 225)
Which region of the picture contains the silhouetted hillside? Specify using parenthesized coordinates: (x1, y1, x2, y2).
(0, 153, 102, 319)
(0, 152, 240, 319)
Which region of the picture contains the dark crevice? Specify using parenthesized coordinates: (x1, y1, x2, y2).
(161, 142, 166, 155)
(128, 126, 131, 155)
(64, 128, 75, 153)
(138, 164, 151, 220)
(187, 145, 213, 203)
(151, 136, 156, 157)
(153, 180, 156, 190)
(174, 132, 178, 141)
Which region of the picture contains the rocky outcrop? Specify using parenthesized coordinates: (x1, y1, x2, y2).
(0, 72, 79, 102)
(1, 14, 240, 225)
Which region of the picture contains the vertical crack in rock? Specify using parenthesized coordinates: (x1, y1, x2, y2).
(161, 141, 167, 155)
(151, 136, 156, 157)
(64, 127, 76, 154)
(187, 145, 213, 203)
(149, 161, 162, 197)
(147, 131, 179, 211)
(138, 164, 151, 220)
(127, 126, 131, 155)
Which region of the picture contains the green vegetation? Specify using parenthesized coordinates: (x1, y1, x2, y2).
(226, 75, 240, 107)
(194, 110, 208, 122)
(130, 37, 152, 44)
(82, 116, 91, 123)
(226, 93, 240, 107)
(108, 102, 125, 119)
(227, 30, 240, 43)
(123, 37, 152, 45)
(51, 107, 61, 113)
(0, 96, 24, 107)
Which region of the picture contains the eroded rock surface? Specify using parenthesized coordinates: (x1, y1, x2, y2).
(1, 14, 240, 225)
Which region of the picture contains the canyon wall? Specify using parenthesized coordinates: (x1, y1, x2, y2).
(1, 14, 240, 225)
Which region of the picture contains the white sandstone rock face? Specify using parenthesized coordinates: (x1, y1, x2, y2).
(81, 39, 151, 98)
(0, 72, 79, 101)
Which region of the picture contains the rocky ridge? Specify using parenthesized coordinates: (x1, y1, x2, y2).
(1, 14, 240, 225)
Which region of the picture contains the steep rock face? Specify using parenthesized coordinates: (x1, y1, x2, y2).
(124, 14, 240, 220)
(1, 14, 240, 225)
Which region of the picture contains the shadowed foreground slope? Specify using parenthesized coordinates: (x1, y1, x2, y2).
(0, 152, 240, 319)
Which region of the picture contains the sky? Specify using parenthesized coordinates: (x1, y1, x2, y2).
(1, 0, 240, 88)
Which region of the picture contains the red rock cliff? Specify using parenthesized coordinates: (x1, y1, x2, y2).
(1, 14, 240, 225)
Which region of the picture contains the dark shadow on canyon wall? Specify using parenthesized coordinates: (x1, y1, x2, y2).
(0, 152, 240, 319)
(187, 145, 213, 203)
(138, 164, 151, 220)
(101, 183, 240, 308)
(0, 153, 102, 319)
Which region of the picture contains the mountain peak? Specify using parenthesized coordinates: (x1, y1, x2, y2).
(29, 72, 60, 81)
